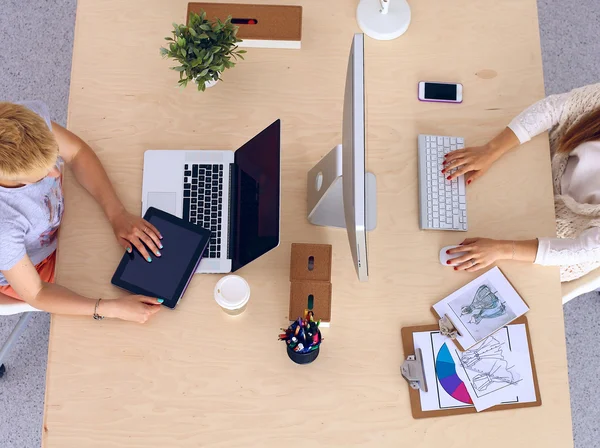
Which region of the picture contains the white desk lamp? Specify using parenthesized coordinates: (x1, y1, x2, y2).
(357, 0, 411, 40)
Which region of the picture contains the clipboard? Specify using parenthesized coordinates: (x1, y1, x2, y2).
(401, 316, 542, 419)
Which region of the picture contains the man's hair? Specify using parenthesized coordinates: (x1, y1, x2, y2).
(0, 102, 58, 179)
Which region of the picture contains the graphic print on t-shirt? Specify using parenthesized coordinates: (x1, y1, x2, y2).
(39, 160, 64, 248)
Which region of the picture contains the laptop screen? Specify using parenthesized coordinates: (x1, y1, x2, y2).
(230, 119, 281, 272)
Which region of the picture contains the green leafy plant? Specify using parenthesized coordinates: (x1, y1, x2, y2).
(160, 11, 246, 91)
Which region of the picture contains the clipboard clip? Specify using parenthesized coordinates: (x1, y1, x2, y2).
(439, 315, 460, 339)
(401, 348, 428, 392)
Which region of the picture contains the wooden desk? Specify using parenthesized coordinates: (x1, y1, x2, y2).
(43, 0, 573, 446)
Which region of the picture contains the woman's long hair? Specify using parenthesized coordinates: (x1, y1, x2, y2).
(557, 107, 600, 153)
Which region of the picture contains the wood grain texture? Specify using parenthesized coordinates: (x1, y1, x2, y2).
(43, 0, 573, 447)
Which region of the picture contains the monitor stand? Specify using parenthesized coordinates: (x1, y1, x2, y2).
(307, 144, 377, 231)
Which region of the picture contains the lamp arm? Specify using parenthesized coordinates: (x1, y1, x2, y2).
(380, 0, 390, 14)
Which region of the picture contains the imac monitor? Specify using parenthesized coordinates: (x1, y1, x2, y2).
(306, 33, 376, 282)
(342, 33, 368, 282)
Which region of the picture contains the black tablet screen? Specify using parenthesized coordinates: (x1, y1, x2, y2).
(112, 208, 211, 307)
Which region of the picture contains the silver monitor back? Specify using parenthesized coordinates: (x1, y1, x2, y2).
(306, 33, 376, 282)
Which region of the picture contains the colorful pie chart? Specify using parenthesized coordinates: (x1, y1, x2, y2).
(435, 343, 473, 404)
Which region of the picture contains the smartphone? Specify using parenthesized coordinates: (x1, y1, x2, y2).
(418, 81, 463, 103)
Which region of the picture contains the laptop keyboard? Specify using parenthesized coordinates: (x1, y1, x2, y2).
(182, 163, 224, 258)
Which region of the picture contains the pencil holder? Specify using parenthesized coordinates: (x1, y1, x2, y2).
(286, 330, 322, 365)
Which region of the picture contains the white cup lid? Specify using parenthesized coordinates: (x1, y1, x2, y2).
(214, 275, 250, 310)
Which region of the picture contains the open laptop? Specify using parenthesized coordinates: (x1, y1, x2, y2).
(142, 119, 281, 273)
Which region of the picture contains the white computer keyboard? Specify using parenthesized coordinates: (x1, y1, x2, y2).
(418, 134, 468, 231)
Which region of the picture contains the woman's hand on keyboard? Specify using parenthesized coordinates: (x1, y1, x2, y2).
(447, 238, 512, 272)
(442, 144, 500, 185)
(443, 127, 521, 184)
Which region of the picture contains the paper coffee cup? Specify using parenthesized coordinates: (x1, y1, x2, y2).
(214, 275, 250, 315)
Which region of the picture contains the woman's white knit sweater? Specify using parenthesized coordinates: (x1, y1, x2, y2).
(507, 83, 600, 282)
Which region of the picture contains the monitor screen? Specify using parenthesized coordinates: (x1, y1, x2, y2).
(230, 120, 281, 271)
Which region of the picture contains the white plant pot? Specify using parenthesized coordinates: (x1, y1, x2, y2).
(196, 72, 220, 89)
(204, 78, 219, 88)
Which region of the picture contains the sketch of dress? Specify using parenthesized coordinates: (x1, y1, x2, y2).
(460, 285, 507, 324)
(459, 335, 520, 392)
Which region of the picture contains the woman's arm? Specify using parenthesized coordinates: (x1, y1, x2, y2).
(535, 228, 600, 266)
(447, 229, 600, 273)
(447, 238, 538, 272)
(443, 91, 571, 184)
(51, 122, 163, 262)
(507, 92, 570, 144)
(2, 255, 162, 322)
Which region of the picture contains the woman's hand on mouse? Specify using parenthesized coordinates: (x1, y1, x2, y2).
(447, 238, 512, 272)
(442, 144, 502, 185)
(109, 209, 163, 262)
(99, 295, 163, 323)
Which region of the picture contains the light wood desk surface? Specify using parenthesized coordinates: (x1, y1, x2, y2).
(44, 0, 573, 446)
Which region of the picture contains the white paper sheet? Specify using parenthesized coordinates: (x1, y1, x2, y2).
(413, 324, 537, 412)
(432, 267, 529, 349)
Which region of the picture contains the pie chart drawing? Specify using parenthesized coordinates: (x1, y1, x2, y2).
(435, 343, 473, 404)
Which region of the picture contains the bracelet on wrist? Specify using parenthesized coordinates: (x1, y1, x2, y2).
(93, 298, 105, 320)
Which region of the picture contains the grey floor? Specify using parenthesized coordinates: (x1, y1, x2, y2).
(0, 0, 598, 446)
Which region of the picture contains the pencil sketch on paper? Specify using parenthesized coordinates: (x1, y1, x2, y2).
(459, 335, 521, 394)
(461, 285, 506, 324)
(448, 282, 517, 341)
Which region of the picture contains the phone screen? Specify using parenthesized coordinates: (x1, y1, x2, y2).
(424, 83, 458, 101)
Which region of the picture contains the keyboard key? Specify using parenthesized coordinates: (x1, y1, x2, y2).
(450, 137, 456, 144)
(433, 219, 440, 228)
(183, 190, 191, 198)
(459, 196, 466, 204)
(459, 203, 466, 210)
(185, 164, 189, 170)
(184, 183, 191, 190)
(183, 198, 191, 221)
(192, 165, 198, 177)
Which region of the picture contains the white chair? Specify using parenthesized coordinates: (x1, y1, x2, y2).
(561, 267, 600, 305)
(0, 302, 41, 378)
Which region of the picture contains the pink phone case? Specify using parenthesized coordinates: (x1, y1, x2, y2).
(418, 82, 463, 104)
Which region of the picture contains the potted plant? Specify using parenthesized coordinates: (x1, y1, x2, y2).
(160, 11, 246, 91)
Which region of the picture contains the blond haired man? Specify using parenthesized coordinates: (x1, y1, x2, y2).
(0, 101, 162, 323)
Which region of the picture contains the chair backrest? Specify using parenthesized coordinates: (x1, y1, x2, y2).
(562, 266, 600, 305)
(0, 302, 41, 316)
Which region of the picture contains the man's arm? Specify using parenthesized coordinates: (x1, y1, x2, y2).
(51, 122, 162, 261)
(51, 122, 125, 222)
(2, 255, 162, 322)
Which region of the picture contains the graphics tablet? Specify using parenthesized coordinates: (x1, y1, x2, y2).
(111, 207, 211, 309)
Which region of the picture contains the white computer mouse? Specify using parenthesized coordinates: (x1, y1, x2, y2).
(439, 245, 468, 266)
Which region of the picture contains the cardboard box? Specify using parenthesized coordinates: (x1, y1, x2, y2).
(187, 3, 302, 49)
(289, 243, 332, 325)
(290, 243, 332, 283)
(289, 281, 332, 324)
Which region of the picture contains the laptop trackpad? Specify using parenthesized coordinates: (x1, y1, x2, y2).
(147, 192, 177, 215)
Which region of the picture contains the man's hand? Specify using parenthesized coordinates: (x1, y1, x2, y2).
(109, 209, 163, 262)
